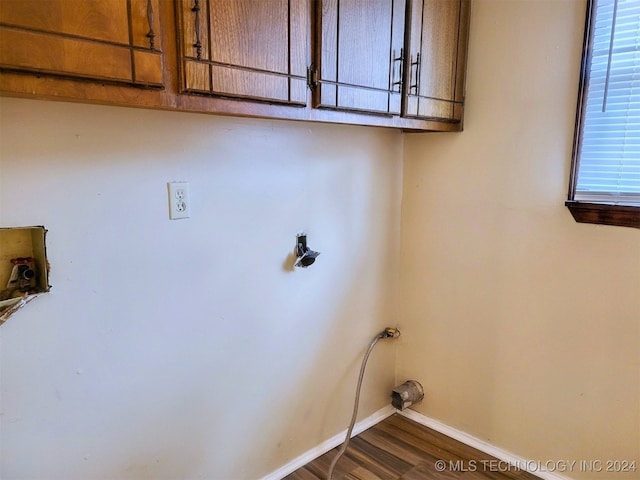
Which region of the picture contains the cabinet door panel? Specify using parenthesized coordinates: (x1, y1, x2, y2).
(454, 0, 470, 106)
(0, 0, 163, 87)
(0, 0, 129, 44)
(404, 0, 469, 122)
(315, 0, 405, 115)
(131, 0, 162, 50)
(0, 28, 132, 82)
(210, 66, 307, 104)
(133, 50, 164, 85)
(210, 0, 287, 72)
(177, 0, 309, 106)
(183, 60, 210, 92)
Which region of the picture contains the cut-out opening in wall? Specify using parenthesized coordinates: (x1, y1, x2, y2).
(0, 226, 50, 324)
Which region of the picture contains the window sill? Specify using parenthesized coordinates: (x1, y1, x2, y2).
(565, 201, 640, 229)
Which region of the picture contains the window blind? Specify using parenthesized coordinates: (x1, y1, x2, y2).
(575, 0, 640, 205)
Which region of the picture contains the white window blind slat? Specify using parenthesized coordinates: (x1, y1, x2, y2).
(575, 0, 640, 205)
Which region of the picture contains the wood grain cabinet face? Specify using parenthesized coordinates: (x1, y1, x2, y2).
(176, 0, 309, 106)
(314, 0, 406, 115)
(403, 0, 470, 122)
(0, 0, 164, 87)
(0, 0, 471, 131)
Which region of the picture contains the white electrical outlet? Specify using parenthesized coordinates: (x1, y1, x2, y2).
(167, 182, 190, 219)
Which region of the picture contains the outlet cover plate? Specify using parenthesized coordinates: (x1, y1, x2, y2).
(168, 182, 190, 220)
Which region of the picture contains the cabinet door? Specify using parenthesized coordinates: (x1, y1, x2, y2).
(176, 0, 309, 106)
(403, 0, 470, 122)
(0, 0, 163, 87)
(314, 0, 406, 115)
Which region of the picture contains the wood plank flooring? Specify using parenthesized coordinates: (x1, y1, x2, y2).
(284, 414, 541, 480)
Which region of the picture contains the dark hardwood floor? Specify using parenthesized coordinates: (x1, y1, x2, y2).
(284, 414, 541, 480)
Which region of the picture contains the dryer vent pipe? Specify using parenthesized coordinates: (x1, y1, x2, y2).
(391, 380, 424, 410)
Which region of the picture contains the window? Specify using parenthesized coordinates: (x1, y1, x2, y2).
(567, 0, 640, 228)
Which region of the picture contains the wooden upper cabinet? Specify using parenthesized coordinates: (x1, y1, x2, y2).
(0, 0, 164, 87)
(314, 0, 406, 115)
(0, 0, 471, 131)
(176, 0, 309, 106)
(403, 0, 470, 122)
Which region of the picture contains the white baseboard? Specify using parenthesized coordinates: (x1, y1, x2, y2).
(398, 409, 573, 480)
(260, 404, 396, 480)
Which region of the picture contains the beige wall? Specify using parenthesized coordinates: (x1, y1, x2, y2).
(399, 0, 639, 478)
(0, 98, 403, 479)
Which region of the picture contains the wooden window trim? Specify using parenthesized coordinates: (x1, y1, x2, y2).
(566, 0, 639, 230)
(565, 201, 640, 229)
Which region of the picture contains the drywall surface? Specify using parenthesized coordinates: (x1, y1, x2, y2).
(0, 97, 402, 479)
(399, 1, 640, 478)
